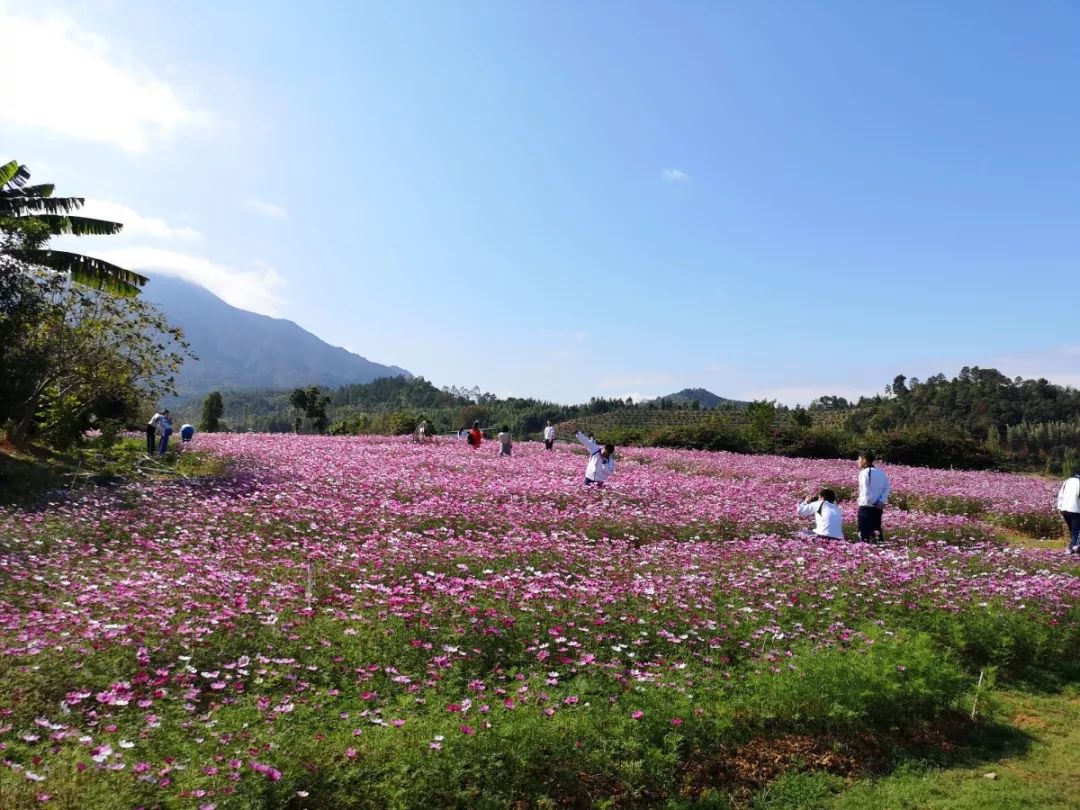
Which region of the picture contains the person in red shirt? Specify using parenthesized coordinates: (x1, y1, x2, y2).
(468, 421, 483, 449)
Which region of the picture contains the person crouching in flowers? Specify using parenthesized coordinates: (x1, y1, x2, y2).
(797, 488, 844, 541)
(576, 430, 614, 486)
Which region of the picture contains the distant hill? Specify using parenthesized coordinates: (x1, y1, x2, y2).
(651, 388, 746, 408)
(144, 275, 410, 395)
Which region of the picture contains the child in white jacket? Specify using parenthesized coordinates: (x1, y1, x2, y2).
(576, 431, 614, 486)
(796, 488, 844, 541)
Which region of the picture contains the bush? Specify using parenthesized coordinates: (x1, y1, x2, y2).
(775, 426, 850, 459)
(388, 411, 418, 436)
(734, 628, 968, 733)
(864, 425, 997, 469)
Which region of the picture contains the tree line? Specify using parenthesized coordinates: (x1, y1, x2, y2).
(178, 367, 1080, 473)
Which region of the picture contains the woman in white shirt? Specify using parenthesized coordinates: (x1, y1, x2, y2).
(856, 451, 890, 542)
(797, 488, 844, 541)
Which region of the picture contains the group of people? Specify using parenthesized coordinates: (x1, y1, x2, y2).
(456, 421, 614, 484)
(146, 410, 195, 456)
(796, 451, 891, 543)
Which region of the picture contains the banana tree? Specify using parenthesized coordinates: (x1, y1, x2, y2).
(0, 160, 146, 296)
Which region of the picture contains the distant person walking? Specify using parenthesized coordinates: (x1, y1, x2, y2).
(1057, 472, 1080, 555)
(576, 430, 614, 487)
(856, 451, 890, 542)
(543, 421, 556, 450)
(157, 411, 174, 456)
(468, 421, 483, 450)
(796, 488, 844, 541)
(497, 426, 512, 456)
(180, 424, 195, 443)
(147, 409, 169, 455)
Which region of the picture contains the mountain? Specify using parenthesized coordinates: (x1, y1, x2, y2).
(651, 388, 746, 408)
(143, 275, 410, 395)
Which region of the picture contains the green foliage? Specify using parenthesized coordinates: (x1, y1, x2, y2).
(288, 386, 332, 434)
(1, 160, 145, 295)
(388, 410, 418, 436)
(734, 629, 968, 733)
(1, 271, 190, 446)
(199, 390, 224, 432)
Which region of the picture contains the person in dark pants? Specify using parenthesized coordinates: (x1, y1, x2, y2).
(856, 451, 890, 542)
(157, 412, 173, 456)
(1057, 472, 1080, 554)
(146, 409, 168, 455)
(543, 420, 556, 450)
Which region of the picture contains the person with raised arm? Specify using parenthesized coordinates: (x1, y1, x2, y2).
(856, 451, 890, 542)
(575, 430, 614, 487)
(1056, 471, 1080, 555)
(797, 488, 845, 541)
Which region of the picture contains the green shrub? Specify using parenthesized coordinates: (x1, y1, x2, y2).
(734, 629, 967, 733)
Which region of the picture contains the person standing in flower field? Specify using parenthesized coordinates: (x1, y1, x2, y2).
(497, 425, 513, 456)
(180, 423, 195, 443)
(856, 451, 890, 542)
(576, 430, 614, 486)
(468, 421, 483, 449)
(1057, 471, 1080, 554)
(157, 410, 174, 456)
(797, 488, 845, 541)
(146, 409, 169, 455)
(543, 420, 557, 450)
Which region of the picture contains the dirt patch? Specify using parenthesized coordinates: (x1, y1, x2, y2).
(679, 733, 877, 801)
(1011, 712, 1049, 730)
(677, 718, 977, 805)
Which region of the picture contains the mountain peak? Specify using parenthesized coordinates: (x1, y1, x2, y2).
(144, 274, 410, 395)
(651, 388, 746, 408)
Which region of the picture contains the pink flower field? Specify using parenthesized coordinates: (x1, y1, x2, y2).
(0, 435, 1077, 808)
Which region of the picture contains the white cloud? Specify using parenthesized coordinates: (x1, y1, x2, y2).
(243, 198, 288, 220)
(78, 199, 201, 240)
(86, 246, 286, 316)
(0, 11, 207, 153)
(661, 168, 691, 183)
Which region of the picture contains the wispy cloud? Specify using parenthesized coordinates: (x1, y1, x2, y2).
(78, 199, 201, 241)
(243, 198, 288, 220)
(86, 246, 286, 317)
(661, 168, 691, 183)
(0, 11, 208, 153)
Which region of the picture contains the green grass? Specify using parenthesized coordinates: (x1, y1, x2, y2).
(0, 436, 227, 505)
(750, 687, 1080, 809)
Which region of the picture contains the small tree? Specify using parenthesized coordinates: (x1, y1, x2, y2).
(289, 388, 309, 433)
(200, 391, 224, 433)
(4, 271, 190, 446)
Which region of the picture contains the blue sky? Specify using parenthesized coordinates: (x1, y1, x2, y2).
(4, 1, 1080, 403)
